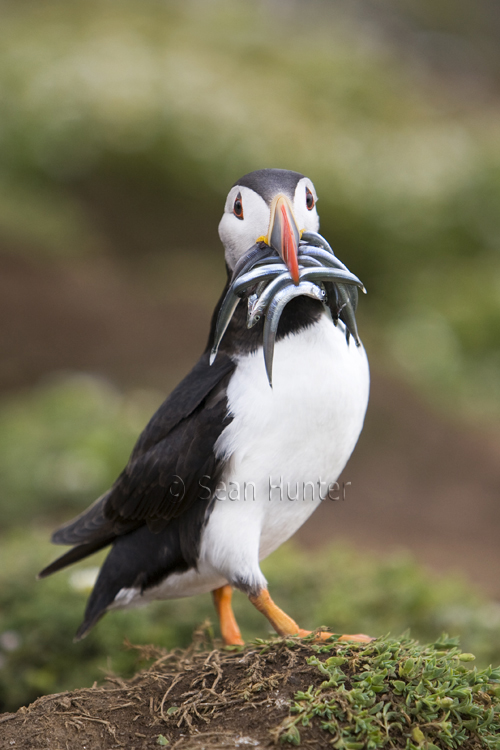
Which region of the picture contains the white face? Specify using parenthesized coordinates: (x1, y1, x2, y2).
(218, 176, 320, 270)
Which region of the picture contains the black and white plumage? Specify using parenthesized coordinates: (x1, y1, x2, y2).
(40, 169, 370, 644)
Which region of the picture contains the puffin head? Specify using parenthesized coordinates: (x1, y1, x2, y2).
(218, 169, 320, 284)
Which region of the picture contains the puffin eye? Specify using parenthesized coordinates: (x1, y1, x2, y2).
(233, 192, 244, 220)
(306, 187, 315, 211)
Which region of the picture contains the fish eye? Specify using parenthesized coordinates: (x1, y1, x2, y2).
(233, 193, 244, 220)
(306, 187, 315, 211)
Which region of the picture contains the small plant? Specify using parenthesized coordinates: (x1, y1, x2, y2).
(275, 634, 500, 749)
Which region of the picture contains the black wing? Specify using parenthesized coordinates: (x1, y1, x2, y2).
(39, 351, 235, 577)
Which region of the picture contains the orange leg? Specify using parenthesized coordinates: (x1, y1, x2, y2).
(249, 589, 372, 644)
(212, 585, 244, 646)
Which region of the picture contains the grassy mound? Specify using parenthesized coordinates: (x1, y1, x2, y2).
(2, 632, 499, 749)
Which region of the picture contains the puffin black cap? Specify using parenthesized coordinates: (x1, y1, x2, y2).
(233, 168, 305, 205)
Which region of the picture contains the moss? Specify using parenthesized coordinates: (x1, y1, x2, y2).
(275, 634, 500, 749)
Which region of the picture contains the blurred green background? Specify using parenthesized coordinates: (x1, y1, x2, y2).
(1, 0, 500, 713)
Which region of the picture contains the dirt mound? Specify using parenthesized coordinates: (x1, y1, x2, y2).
(1, 630, 499, 750)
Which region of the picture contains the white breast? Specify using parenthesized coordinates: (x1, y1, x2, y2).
(112, 313, 369, 607)
(199, 312, 370, 592)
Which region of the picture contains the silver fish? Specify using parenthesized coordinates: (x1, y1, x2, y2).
(336, 284, 360, 345)
(252, 256, 287, 267)
(211, 263, 288, 363)
(263, 280, 326, 387)
(231, 262, 288, 295)
(247, 271, 295, 328)
(299, 245, 350, 273)
(247, 293, 259, 325)
(247, 281, 268, 326)
(299, 266, 365, 292)
(249, 255, 363, 330)
(230, 244, 273, 282)
(295, 255, 324, 268)
(301, 231, 335, 255)
(210, 231, 365, 377)
(210, 292, 241, 365)
(247, 258, 326, 327)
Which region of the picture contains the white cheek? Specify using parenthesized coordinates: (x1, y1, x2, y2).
(295, 204, 320, 233)
(305, 208, 320, 232)
(218, 213, 248, 269)
(218, 187, 270, 269)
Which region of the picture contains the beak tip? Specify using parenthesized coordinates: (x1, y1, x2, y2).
(289, 255, 300, 286)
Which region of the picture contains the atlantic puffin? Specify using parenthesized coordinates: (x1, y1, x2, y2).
(39, 169, 370, 645)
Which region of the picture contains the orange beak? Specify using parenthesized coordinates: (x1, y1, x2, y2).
(267, 194, 300, 285)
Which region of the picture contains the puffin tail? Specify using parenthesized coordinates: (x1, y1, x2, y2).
(74, 600, 108, 641)
(38, 490, 122, 579)
(38, 536, 114, 579)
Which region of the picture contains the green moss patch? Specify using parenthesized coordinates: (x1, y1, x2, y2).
(276, 634, 500, 749)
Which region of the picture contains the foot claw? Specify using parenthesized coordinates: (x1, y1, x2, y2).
(297, 629, 373, 644)
(225, 635, 245, 647)
(337, 633, 374, 644)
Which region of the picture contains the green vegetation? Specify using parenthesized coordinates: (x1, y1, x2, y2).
(276, 635, 500, 748)
(0, 375, 161, 529)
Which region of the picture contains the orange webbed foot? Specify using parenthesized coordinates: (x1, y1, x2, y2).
(248, 589, 373, 644)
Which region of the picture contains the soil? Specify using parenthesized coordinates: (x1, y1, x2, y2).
(0, 638, 344, 750)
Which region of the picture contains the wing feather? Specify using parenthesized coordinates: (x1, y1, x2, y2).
(48, 352, 235, 552)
